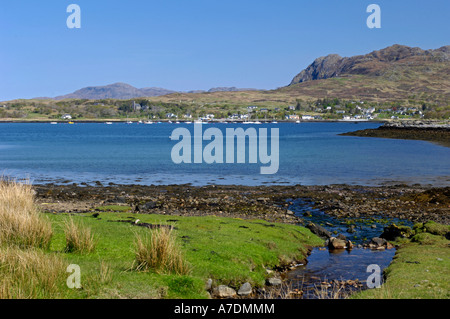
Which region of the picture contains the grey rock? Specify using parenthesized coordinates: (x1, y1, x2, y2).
(328, 237, 346, 249)
(306, 222, 332, 239)
(212, 285, 237, 298)
(371, 237, 387, 247)
(266, 278, 282, 286)
(237, 282, 252, 296)
(205, 278, 213, 290)
(141, 201, 157, 210)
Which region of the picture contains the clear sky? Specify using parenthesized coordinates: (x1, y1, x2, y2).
(1, 0, 449, 101)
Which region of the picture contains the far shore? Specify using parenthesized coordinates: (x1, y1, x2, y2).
(340, 121, 450, 147)
(0, 118, 385, 124)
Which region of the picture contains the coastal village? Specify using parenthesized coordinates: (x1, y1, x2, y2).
(0, 97, 433, 123)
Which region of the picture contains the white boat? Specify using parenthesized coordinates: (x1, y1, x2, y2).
(105, 122, 113, 125)
(271, 121, 278, 124)
(175, 121, 180, 124)
(254, 121, 262, 124)
(50, 122, 58, 125)
(126, 121, 133, 124)
(295, 120, 301, 124)
(185, 121, 192, 124)
(144, 121, 153, 124)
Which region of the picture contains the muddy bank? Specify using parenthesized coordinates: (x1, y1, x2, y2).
(34, 183, 450, 225)
(340, 121, 450, 147)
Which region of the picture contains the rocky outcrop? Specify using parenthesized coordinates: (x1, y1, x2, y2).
(380, 224, 414, 241)
(365, 237, 395, 250)
(290, 44, 450, 85)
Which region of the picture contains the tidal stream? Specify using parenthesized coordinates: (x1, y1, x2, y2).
(286, 198, 412, 298)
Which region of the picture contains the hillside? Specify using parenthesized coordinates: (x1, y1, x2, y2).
(47, 84, 259, 100)
(148, 44, 450, 106)
(289, 44, 450, 84)
(53, 83, 177, 100)
(1, 44, 449, 121)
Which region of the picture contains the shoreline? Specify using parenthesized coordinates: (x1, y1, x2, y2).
(340, 121, 450, 147)
(34, 183, 450, 225)
(33, 181, 449, 298)
(0, 119, 385, 124)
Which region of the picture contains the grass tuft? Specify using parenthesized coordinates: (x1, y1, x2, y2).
(64, 217, 97, 254)
(0, 180, 52, 249)
(133, 226, 191, 275)
(0, 247, 69, 299)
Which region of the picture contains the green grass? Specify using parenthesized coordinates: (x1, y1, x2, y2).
(43, 211, 323, 299)
(353, 224, 450, 299)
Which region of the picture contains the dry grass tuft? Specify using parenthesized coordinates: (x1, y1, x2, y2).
(64, 217, 97, 254)
(0, 247, 68, 299)
(0, 180, 52, 249)
(133, 226, 191, 275)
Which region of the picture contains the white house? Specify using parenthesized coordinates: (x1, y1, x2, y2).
(61, 114, 72, 120)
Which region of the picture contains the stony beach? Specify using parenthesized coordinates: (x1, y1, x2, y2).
(34, 183, 450, 225)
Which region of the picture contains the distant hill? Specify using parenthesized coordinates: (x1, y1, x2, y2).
(277, 44, 450, 104)
(19, 44, 450, 107)
(289, 44, 450, 85)
(54, 83, 177, 100)
(49, 83, 258, 100)
(186, 87, 258, 94)
(139, 44, 449, 108)
(207, 87, 258, 93)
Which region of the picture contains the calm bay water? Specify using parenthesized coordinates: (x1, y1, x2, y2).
(0, 122, 449, 186)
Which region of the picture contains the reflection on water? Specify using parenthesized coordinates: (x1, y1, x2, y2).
(289, 198, 413, 245)
(286, 198, 405, 299)
(287, 247, 396, 298)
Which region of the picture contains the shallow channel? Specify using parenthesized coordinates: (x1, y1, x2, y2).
(286, 198, 412, 298)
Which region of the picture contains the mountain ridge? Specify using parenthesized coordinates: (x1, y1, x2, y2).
(21, 44, 450, 106)
(47, 83, 259, 100)
(289, 44, 450, 85)
(53, 83, 177, 100)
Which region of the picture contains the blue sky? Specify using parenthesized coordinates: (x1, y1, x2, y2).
(1, 0, 449, 101)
